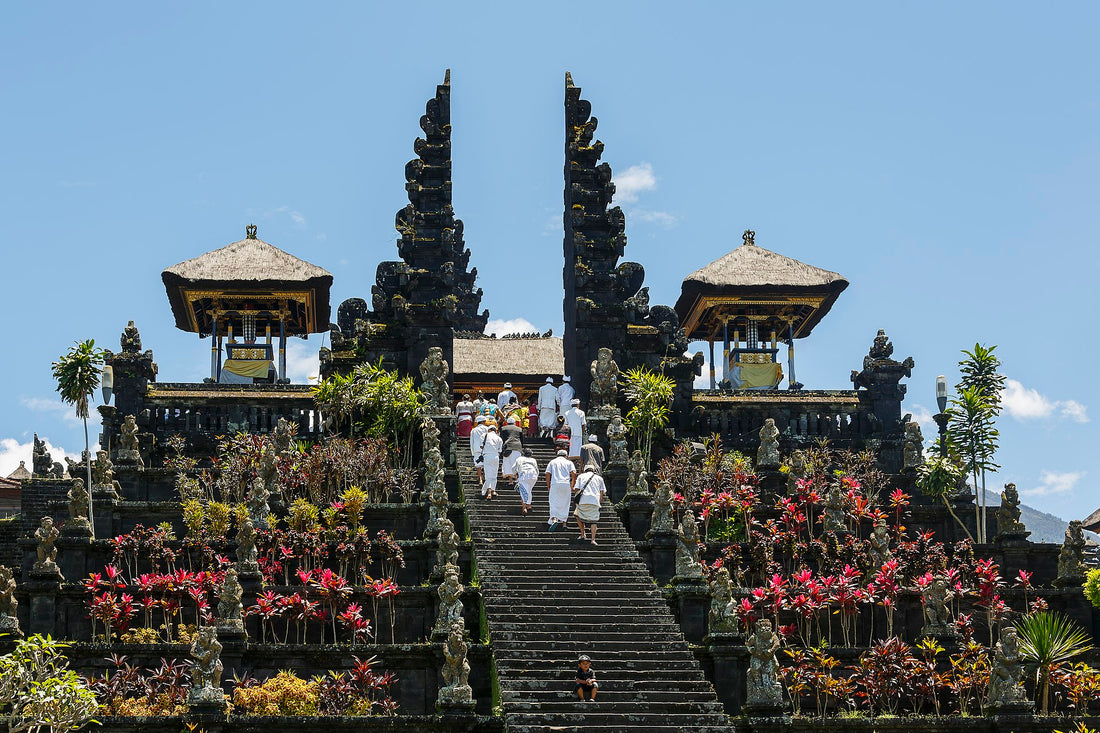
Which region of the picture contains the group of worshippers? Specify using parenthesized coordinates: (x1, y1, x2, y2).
(465, 379, 607, 541)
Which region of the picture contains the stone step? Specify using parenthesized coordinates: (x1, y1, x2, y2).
(502, 677, 717, 692)
(505, 712, 732, 728)
(494, 631, 688, 644)
(491, 621, 682, 633)
(506, 725, 732, 733)
(505, 699, 728, 714)
(495, 649, 701, 664)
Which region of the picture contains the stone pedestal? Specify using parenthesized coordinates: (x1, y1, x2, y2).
(671, 578, 710, 643)
(57, 534, 91, 582)
(621, 493, 653, 541)
(706, 633, 747, 714)
(24, 576, 60, 636)
(430, 415, 456, 469)
(757, 470, 785, 497)
(603, 463, 627, 503)
(647, 530, 677, 585)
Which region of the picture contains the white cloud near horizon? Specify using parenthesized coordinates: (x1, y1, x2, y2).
(0, 436, 89, 478)
(612, 162, 677, 228)
(485, 318, 538, 337)
(1020, 469, 1086, 498)
(20, 396, 82, 425)
(285, 340, 320, 384)
(1001, 378, 1089, 423)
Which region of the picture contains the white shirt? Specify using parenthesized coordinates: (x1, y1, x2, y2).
(516, 456, 540, 481)
(482, 431, 503, 457)
(470, 424, 488, 457)
(564, 406, 586, 435)
(545, 456, 576, 485)
(537, 383, 559, 410)
(497, 390, 517, 409)
(575, 472, 606, 506)
(556, 383, 575, 410)
(455, 400, 475, 418)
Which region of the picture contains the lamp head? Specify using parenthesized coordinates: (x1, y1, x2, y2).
(936, 375, 947, 413)
(101, 364, 114, 406)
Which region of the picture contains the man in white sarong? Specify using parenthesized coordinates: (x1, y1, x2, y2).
(556, 376, 575, 421)
(563, 398, 587, 459)
(544, 449, 577, 530)
(514, 447, 539, 515)
(573, 466, 607, 545)
(481, 424, 504, 499)
(537, 377, 559, 437)
(469, 414, 489, 483)
(497, 382, 517, 410)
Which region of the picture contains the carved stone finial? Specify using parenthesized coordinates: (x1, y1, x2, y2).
(246, 223, 257, 239)
(0, 565, 21, 636)
(120, 320, 142, 353)
(32, 434, 52, 477)
(743, 229, 756, 246)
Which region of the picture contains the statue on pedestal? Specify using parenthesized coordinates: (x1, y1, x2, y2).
(425, 445, 448, 537)
(245, 477, 270, 530)
(822, 483, 848, 535)
(33, 517, 60, 576)
(606, 414, 628, 465)
(437, 619, 473, 707)
(903, 421, 924, 470)
(757, 418, 780, 469)
(0, 565, 20, 636)
(216, 567, 244, 634)
(986, 625, 1029, 710)
(746, 619, 784, 708)
(419, 347, 451, 415)
(626, 450, 649, 496)
(785, 450, 808, 496)
(117, 415, 143, 467)
(921, 576, 954, 636)
(707, 566, 737, 635)
(1057, 520, 1086, 585)
(188, 626, 225, 706)
(867, 517, 892, 570)
(66, 478, 91, 531)
(32, 434, 52, 477)
(435, 518, 460, 575)
(92, 450, 120, 496)
(434, 563, 464, 637)
(996, 483, 1028, 538)
(589, 347, 620, 411)
(675, 509, 704, 580)
(649, 481, 674, 534)
(235, 517, 259, 574)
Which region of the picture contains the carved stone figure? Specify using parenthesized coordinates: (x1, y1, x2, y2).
(606, 414, 628, 465)
(921, 577, 954, 636)
(33, 517, 60, 575)
(188, 626, 225, 706)
(867, 517, 892, 570)
(216, 567, 244, 634)
(434, 563, 464, 637)
(822, 483, 848, 534)
(866, 328, 893, 366)
(1057, 520, 1086, 584)
(419, 347, 451, 415)
(903, 421, 924, 470)
(649, 481, 674, 535)
(245, 477, 270, 529)
(746, 619, 784, 708)
(708, 566, 737, 635)
(589, 347, 620, 410)
(626, 450, 649, 496)
(437, 619, 473, 706)
(0, 565, 20, 636)
(996, 483, 1028, 538)
(756, 418, 780, 469)
(675, 509, 704, 580)
(50, 462, 65, 479)
(986, 625, 1029, 709)
(435, 518, 460, 575)
(120, 320, 142, 353)
(425, 444, 449, 538)
(785, 450, 808, 496)
(422, 415, 441, 449)
(271, 417, 297, 458)
(92, 450, 116, 488)
(32, 434, 52, 476)
(235, 517, 259, 574)
(66, 478, 90, 531)
(120, 415, 140, 452)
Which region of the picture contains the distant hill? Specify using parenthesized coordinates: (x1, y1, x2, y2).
(1019, 503, 1075, 544)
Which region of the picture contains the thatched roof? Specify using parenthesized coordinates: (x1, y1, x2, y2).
(162, 228, 332, 334)
(453, 337, 564, 377)
(6, 461, 30, 480)
(1083, 507, 1100, 534)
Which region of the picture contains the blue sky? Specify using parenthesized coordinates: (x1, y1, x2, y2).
(1, 3, 1096, 521)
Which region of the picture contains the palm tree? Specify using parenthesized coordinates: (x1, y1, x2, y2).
(1016, 611, 1092, 713)
(51, 339, 105, 536)
(621, 366, 675, 471)
(954, 344, 1005, 542)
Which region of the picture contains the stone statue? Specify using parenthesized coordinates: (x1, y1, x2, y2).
(867, 517, 892, 570)
(626, 450, 649, 496)
(675, 509, 704, 580)
(1057, 520, 1086, 584)
(866, 328, 893, 367)
(986, 625, 1029, 709)
(756, 418, 780, 469)
(216, 567, 244, 634)
(188, 626, 225, 706)
(0, 565, 20, 636)
(708, 566, 737, 635)
(996, 483, 1027, 537)
(649, 481, 674, 534)
(434, 563, 464, 637)
(589, 347, 620, 410)
(66, 478, 90, 531)
(422, 414, 441, 449)
(32, 434, 51, 477)
(120, 320, 142, 354)
(120, 415, 140, 452)
(424, 444, 448, 538)
(235, 517, 259, 574)
(245, 477, 270, 529)
(435, 518, 460, 575)
(746, 619, 784, 708)
(50, 462, 65, 479)
(92, 450, 116, 487)
(822, 483, 848, 534)
(437, 619, 473, 706)
(921, 576, 954, 636)
(271, 417, 297, 458)
(33, 517, 60, 575)
(419, 347, 451, 415)
(903, 421, 924, 470)
(785, 450, 808, 496)
(606, 414, 628, 465)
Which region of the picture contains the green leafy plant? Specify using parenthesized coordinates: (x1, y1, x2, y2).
(1084, 568, 1100, 610)
(0, 635, 99, 733)
(51, 338, 105, 534)
(1016, 611, 1092, 713)
(621, 366, 675, 471)
(914, 455, 972, 541)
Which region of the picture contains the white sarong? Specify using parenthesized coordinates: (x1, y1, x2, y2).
(502, 451, 520, 476)
(568, 434, 583, 458)
(549, 482, 572, 524)
(482, 452, 500, 495)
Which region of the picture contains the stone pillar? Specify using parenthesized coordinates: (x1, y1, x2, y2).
(647, 530, 677, 585)
(706, 633, 748, 715)
(57, 534, 91, 586)
(603, 464, 627, 504)
(671, 578, 710, 643)
(621, 492, 653, 541)
(25, 575, 60, 636)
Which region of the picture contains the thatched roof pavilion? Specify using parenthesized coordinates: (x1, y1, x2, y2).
(452, 335, 563, 401)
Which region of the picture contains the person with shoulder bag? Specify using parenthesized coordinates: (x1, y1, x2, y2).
(572, 465, 607, 545)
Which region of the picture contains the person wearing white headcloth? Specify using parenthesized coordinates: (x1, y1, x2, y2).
(470, 414, 489, 484)
(481, 424, 504, 499)
(563, 398, 587, 459)
(544, 448, 577, 530)
(537, 377, 559, 438)
(556, 376, 575, 421)
(497, 382, 517, 410)
(514, 447, 539, 515)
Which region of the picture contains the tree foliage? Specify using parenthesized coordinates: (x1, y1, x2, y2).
(0, 635, 99, 733)
(621, 366, 675, 471)
(1016, 611, 1092, 714)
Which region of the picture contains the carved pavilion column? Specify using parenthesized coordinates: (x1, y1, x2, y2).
(210, 313, 219, 381)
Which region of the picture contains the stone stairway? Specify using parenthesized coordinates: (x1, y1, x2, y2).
(459, 436, 734, 733)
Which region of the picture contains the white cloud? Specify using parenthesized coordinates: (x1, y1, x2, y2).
(1001, 378, 1089, 423)
(20, 396, 82, 425)
(634, 210, 678, 227)
(0, 436, 89, 478)
(907, 403, 938, 444)
(612, 163, 656, 204)
(485, 318, 538, 337)
(1020, 470, 1086, 498)
(247, 206, 308, 230)
(285, 340, 320, 384)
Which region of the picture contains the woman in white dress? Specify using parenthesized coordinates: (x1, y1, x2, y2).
(544, 449, 577, 530)
(514, 447, 539, 515)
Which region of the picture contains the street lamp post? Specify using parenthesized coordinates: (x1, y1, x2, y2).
(933, 375, 949, 456)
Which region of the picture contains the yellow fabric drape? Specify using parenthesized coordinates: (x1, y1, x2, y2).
(735, 362, 783, 389)
(222, 359, 273, 378)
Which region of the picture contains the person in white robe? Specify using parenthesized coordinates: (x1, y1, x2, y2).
(469, 414, 489, 483)
(514, 447, 539, 515)
(563, 399, 587, 458)
(496, 382, 517, 410)
(537, 377, 559, 437)
(481, 424, 504, 499)
(572, 466, 607, 545)
(556, 376, 575, 421)
(544, 449, 577, 529)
